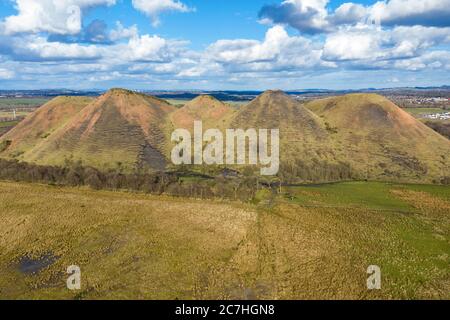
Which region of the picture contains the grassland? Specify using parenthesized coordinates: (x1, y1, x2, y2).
(404, 107, 446, 117)
(164, 98, 191, 107)
(0, 180, 448, 300)
(0, 111, 30, 118)
(165, 98, 247, 108)
(0, 98, 50, 109)
(0, 121, 19, 128)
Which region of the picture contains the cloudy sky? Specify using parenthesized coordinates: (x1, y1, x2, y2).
(0, 0, 449, 90)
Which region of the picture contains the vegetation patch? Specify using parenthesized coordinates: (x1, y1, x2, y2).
(0, 140, 11, 152)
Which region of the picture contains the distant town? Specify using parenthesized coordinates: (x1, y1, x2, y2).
(1, 86, 450, 103)
(423, 112, 450, 121)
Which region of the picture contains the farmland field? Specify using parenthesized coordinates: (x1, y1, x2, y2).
(404, 107, 447, 117)
(0, 98, 50, 109)
(0, 121, 19, 128)
(0, 98, 50, 125)
(165, 98, 248, 108)
(0, 180, 448, 300)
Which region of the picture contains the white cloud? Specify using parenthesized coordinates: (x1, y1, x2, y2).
(369, 0, 450, 27)
(259, 0, 450, 33)
(0, 30, 187, 63)
(132, 0, 193, 27)
(395, 51, 450, 70)
(1, 0, 116, 35)
(331, 3, 367, 25)
(5, 35, 103, 60)
(207, 26, 328, 71)
(259, 0, 330, 34)
(323, 25, 450, 62)
(118, 34, 187, 62)
(0, 68, 15, 79)
(323, 27, 385, 61)
(109, 22, 138, 41)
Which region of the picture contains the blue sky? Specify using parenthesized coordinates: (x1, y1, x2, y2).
(0, 0, 449, 90)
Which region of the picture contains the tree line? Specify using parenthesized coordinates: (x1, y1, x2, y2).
(0, 159, 262, 201)
(0, 158, 447, 202)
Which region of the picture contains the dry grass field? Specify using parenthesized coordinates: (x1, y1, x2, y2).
(0, 180, 448, 300)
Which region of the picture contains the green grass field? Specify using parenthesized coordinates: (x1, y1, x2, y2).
(404, 107, 446, 117)
(0, 97, 48, 123)
(0, 180, 448, 300)
(0, 98, 50, 108)
(165, 98, 248, 108)
(0, 121, 20, 128)
(285, 182, 413, 211)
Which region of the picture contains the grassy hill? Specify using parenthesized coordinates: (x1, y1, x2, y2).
(0, 180, 448, 299)
(227, 90, 349, 181)
(0, 96, 93, 158)
(9, 89, 175, 171)
(305, 94, 450, 183)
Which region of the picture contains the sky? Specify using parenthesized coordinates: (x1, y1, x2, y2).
(0, 0, 449, 90)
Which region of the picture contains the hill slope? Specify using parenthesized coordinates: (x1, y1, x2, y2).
(305, 94, 450, 183)
(0, 96, 93, 157)
(228, 90, 349, 181)
(22, 89, 176, 171)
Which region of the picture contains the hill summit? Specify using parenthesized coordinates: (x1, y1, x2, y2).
(171, 94, 233, 130)
(0, 96, 93, 157)
(232, 90, 324, 131)
(7, 89, 176, 171)
(305, 93, 450, 182)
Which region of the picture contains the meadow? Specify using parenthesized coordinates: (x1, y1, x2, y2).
(0, 97, 50, 127)
(0, 121, 19, 128)
(404, 107, 447, 117)
(0, 98, 50, 109)
(165, 98, 248, 108)
(0, 180, 448, 299)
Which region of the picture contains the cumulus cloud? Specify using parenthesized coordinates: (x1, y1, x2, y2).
(259, 0, 330, 34)
(23, 36, 102, 61)
(207, 26, 332, 71)
(47, 19, 113, 44)
(1, 0, 116, 35)
(369, 0, 450, 28)
(329, 3, 367, 26)
(0, 34, 103, 61)
(323, 27, 385, 61)
(82, 19, 110, 43)
(323, 25, 450, 62)
(0, 25, 186, 63)
(132, 0, 193, 27)
(259, 0, 450, 33)
(119, 34, 187, 62)
(0, 1, 449, 89)
(394, 50, 450, 70)
(109, 22, 138, 41)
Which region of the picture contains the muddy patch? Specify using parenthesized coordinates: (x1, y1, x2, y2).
(18, 253, 59, 275)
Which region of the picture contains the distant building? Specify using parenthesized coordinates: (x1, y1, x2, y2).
(424, 112, 450, 120)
